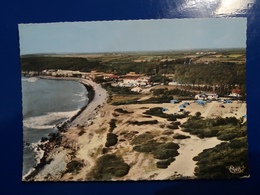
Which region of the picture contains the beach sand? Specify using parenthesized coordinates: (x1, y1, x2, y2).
(28, 78, 247, 181)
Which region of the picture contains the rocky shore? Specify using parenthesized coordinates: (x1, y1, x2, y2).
(22, 77, 107, 181)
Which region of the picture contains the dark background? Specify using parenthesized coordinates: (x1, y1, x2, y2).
(0, 0, 259, 194)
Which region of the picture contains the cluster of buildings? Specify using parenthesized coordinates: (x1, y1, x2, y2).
(22, 70, 153, 92)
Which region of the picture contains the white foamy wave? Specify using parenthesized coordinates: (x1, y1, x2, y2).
(74, 91, 85, 97)
(28, 77, 39, 82)
(31, 141, 46, 164)
(22, 140, 48, 179)
(22, 77, 39, 83)
(72, 96, 87, 102)
(23, 110, 80, 129)
(22, 167, 35, 180)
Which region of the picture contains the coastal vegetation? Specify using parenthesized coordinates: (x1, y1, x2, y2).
(179, 113, 249, 178)
(180, 115, 246, 140)
(128, 120, 159, 126)
(173, 134, 191, 139)
(105, 133, 118, 147)
(109, 118, 117, 132)
(21, 49, 248, 181)
(64, 160, 84, 174)
(86, 154, 130, 180)
(132, 139, 180, 168)
(143, 107, 189, 121)
(130, 133, 180, 169)
(193, 137, 249, 179)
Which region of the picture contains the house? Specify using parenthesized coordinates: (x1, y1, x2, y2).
(195, 94, 207, 100)
(229, 89, 241, 98)
(195, 93, 218, 100)
(122, 76, 150, 87)
(131, 86, 142, 93)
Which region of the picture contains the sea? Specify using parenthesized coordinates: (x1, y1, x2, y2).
(22, 77, 88, 177)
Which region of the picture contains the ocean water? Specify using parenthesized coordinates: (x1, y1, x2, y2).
(22, 77, 88, 176)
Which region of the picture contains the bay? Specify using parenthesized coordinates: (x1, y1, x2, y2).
(21, 77, 88, 176)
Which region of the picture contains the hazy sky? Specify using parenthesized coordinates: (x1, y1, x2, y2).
(18, 18, 246, 55)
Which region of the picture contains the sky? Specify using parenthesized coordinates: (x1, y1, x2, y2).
(18, 18, 246, 55)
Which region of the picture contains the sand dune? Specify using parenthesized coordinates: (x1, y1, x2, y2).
(31, 79, 246, 181)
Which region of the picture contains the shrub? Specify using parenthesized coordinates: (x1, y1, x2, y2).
(128, 120, 158, 126)
(131, 133, 154, 145)
(167, 124, 179, 129)
(114, 108, 132, 114)
(156, 160, 169, 169)
(102, 148, 108, 154)
(153, 149, 179, 160)
(163, 142, 180, 150)
(90, 154, 130, 180)
(172, 121, 181, 126)
(109, 119, 117, 132)
(65, 160, 83, 174)
(156, 157, 176, 169)
(167, 116, 177, 121)
(195, 112, 202, 117)
(143, 107, 171, 118)
(173, 134, 191, 139)
(163, 130, 174, 135)
(78, 130, 85, 136)
(133, 140, 179, 160)
(193, 138, 249, 179)
(105, 133, 118, 147)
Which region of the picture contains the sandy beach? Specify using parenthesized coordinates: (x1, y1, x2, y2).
(24, 78, 247, 181)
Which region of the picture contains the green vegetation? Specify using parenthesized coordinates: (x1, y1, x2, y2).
(143, 95, 174, 104)
(150, 74, 172, 84)
(166, 124, 179, 130)
(109, 119, 117, 132)
(78, 130, 85, 136)
(65, 160, 84, 174)
(133, 140, 179, 160)
(156, 157, 175, 169)
(87, 154, 130, 180)
(111, 94, 175, 105)
(128, 120, 158, 126)
(143, 107, 189, 121)
(21, 50, 246, 97)
(162, 130, 174, 135)
(143, 107, 174, 119)
(180, 115, 246, 140)
(173, 134, 191, 139)
(180, 112, 249, 179)
(21, 56, 105, 72)
(131, 133, 154, 145)
(131, 134, 180, 169)
(174, 63, 245, 95)
(152, 88, 196, 98)
(104, 85, 137, 95)
(21, 49, 246, 100)
(105, 133, 118, 147)
(193, 137, 249, 179)
(114, 108, 133, 114)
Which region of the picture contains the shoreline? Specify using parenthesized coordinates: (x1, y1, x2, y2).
(22, 76, 107, 181)
(22, 76, 247, 181)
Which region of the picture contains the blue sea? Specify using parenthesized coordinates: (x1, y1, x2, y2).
(22, 77, 88, 176)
